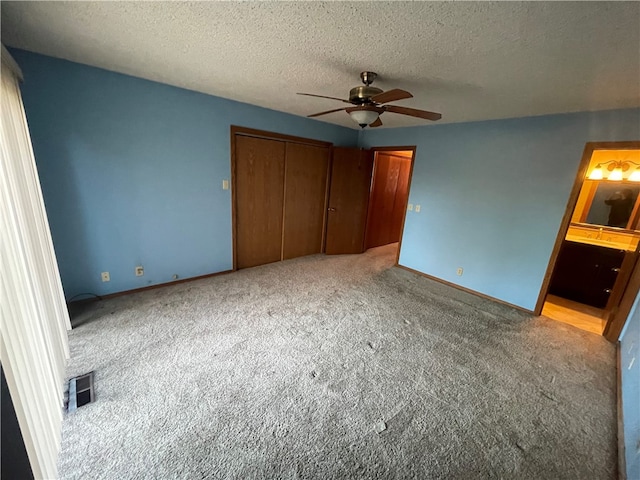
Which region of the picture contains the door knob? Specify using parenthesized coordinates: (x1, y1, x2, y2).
(328, 207, 337, 212)
(611, 267, 621, 273)
(604, 289, 612, 294)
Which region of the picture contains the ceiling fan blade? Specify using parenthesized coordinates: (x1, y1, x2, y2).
(384, 105, 442, 121)
(369, 117, 383, 128)
(370, 88, 413, 104)
(297, 93, 353, 104)
(307, 107, 349, 118)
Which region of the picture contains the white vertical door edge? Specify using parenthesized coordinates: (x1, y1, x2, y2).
(1, 45, 71, 479)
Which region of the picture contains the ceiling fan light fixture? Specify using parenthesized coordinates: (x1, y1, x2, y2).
(301, 71, 441, 124)
(349, 109, 379, 128)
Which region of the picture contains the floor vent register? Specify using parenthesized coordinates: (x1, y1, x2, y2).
(66, 372, 95, 412)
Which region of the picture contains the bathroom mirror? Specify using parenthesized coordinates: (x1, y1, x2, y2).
(582, 182, 640, 230)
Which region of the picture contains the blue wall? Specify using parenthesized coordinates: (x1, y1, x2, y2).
(360, 109, 640, 310)
(620, 294, 640, 480)
(12, 47, 640, 311)
(12, 49, 358, 299)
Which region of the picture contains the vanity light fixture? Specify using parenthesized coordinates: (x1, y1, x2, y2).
(629, 168, 640, 182)
(588, 165, 604, 180)
(608, 167, 624, 181)
(588, 159, 640, 181)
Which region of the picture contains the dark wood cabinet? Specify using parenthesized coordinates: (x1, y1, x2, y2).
(549, 240, 626, 308)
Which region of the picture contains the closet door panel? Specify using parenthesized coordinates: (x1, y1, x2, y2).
(235, 135, 285, 269)
(283, 143, 329, 260)
(366, 153, 400, 248)
(390, 156, 412, 242)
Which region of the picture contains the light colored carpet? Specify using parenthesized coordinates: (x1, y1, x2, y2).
(60, 244, 617, 479)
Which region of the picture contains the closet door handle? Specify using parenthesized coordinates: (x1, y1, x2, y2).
(611, 267, 621, 273)
(604, 289, 612, 294)
(328, 207, 337, 212)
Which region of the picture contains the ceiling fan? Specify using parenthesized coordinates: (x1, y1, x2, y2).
(298, 71, 441, 128)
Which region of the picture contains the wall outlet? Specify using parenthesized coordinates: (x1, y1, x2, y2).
(101, 272, 110, 282)
(415, 204, 421, 213)
(456, 267, 464, 276)
(222, 179, 229, 190)
(135, 266, 144, 277)
(407, 203, 413, 211)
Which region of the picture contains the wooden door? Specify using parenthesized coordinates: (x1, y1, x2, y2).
(391, 156, 412, 242)
(604, 253, 640, 341)
(282, 143, 330, 260)
(365, 152, 412, 248)
(325, 147, 374, 254)
(235, 135, 285, 269)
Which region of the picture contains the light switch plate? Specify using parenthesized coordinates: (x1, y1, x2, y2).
(407, 204, 413, 211)
(222, 179, 229, 190)
(415, 204, 421, 213)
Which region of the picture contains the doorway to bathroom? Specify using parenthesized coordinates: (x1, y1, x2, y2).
(537, 141, 640, 341)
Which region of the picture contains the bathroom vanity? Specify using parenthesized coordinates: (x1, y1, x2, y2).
(549, 224, 639, 309)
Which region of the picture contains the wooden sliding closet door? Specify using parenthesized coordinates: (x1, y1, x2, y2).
(282, 143, 330, 260)
(235, 135, 285, 269)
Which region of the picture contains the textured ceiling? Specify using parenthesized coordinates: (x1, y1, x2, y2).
(2, 1, 639, 129)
